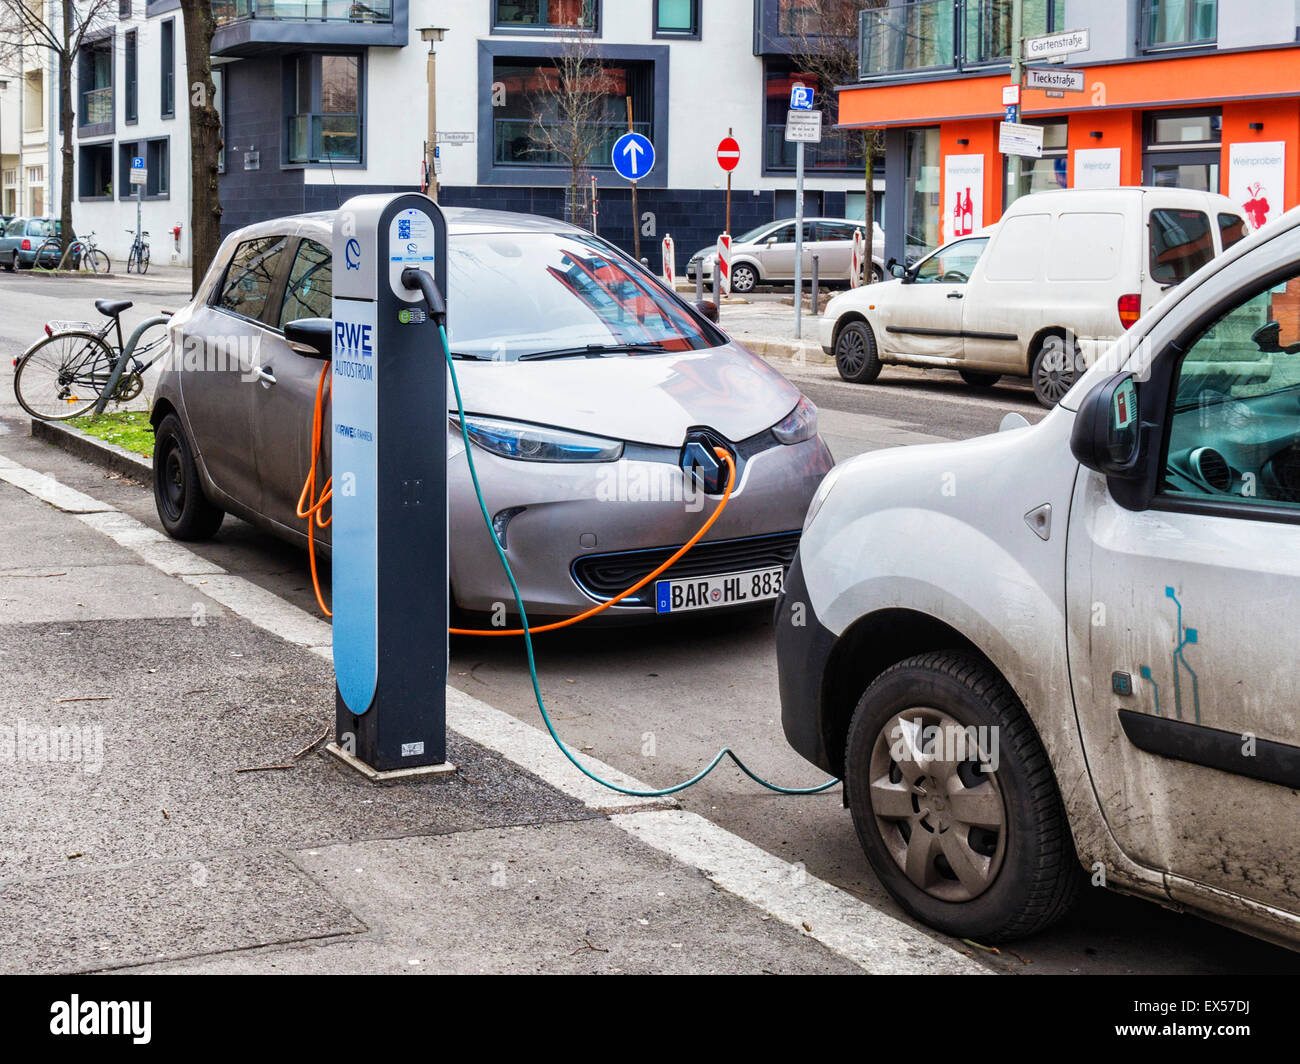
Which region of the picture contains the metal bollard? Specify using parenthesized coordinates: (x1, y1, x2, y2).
(811, 255, 820, 316)
(696, 267, 704, 304)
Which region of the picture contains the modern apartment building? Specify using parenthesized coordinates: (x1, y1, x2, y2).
(841, 0, 1300, 265)
(212, 0, 880, 263)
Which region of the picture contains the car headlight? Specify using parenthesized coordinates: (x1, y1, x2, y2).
(803, 463, 844, 532)
(772, 396, 818, 445)
(450, 416, 624, 462)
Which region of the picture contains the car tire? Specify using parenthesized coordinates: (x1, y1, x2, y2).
(1031, 334, 1083, 409)
(869, 264, 883, 284)
(153, 413, 225, 541)
(834, 320, 882, 384)
(731, 263, 757, 294)
(844, 650, 1081, 943)
(4, 251, 15, 272)
(959, 369, 1002, 388)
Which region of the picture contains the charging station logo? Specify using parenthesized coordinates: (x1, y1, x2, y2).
(345, 238, 361, 271)
(334, 320, 375, 385)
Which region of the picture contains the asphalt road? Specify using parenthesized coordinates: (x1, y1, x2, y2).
(1, 270, 1295, 975)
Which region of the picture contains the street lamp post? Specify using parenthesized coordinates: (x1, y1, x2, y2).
(419, 27, 448, 202)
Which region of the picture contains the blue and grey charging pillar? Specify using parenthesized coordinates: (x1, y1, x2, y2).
(327, 193, 453, 778)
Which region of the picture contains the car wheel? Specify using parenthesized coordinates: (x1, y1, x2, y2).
(834, 320, 882, 384)
(731, 263, 757, 294)
(153, 413, 225, 541)
(959, 369, 1002, 388)
(4, 251, 15, 272)
(870, 264, 883, 284)
(1031, 334, 1083, 408)
(844, 650, 1081, 942)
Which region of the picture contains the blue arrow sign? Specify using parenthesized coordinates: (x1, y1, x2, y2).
(612, 132, 655, 182)
(790, 85, 815, 111)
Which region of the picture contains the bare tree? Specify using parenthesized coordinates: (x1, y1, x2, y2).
(179, 0, 222, 289)
(785, 0, 887, 247)
(0, 0, 117, 256)
(526, 29, 609, 230)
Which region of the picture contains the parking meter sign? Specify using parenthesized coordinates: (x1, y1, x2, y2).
(130, 157, 147, 186)
(790, 85, 815, 111)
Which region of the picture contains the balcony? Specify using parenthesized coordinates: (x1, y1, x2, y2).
(80, 86, 113, 127)
(211, 0, 405, 56)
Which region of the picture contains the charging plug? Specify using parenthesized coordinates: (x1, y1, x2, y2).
(401, 268, 447, 326)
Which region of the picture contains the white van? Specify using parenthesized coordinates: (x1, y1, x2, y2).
(779, 207, 1300, 946)
(821, 187, 1250, 406)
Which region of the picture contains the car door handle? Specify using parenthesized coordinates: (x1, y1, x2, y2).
(256, 366, 276, 387)
(947, 291, 964, 299)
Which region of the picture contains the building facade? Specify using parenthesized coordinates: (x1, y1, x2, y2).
(843, 0, 1300, 265)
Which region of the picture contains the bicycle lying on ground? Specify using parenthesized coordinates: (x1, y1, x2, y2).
(33, 231, 112, 273)
(126, 229, 151, 274)
(12, 299, 171, 421)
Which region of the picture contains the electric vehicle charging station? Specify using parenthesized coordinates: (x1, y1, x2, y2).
(326, 192, 453, 779)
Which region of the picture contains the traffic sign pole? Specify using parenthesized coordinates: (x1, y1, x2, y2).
(725, 127, 733, 239)
(626, 97, 640, 263)
(1008, 0, 1024, 206)
(795, 139, 805, 340)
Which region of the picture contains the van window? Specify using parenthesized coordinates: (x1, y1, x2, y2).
(981, 214, 1049, 282)
(1218, 213, 1248, 251)
(911, 237, 987, 284)
(216, 236, 288, 322)
(1150, 208, 1213, 285)
(278, 239, 331, 329)
(1045, 213, 1124, 282)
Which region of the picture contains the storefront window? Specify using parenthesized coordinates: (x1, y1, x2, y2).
(904, 127, 941, 258)
(1144, 109, 1221, 193)
(1004, 121, 1067, 209)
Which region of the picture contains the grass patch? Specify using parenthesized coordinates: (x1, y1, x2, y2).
(68, 410, 155, 457)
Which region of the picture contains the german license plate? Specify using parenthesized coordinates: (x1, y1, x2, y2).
(654, 566, 784, 614)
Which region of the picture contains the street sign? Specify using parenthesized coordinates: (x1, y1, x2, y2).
(435, 131, 475, 144)
(612, 132, 655, 181)
(1002, 84, 1020, 106)
(784, 110, 823, 144)
(433, 145, 442, 175)
(716, 136, 740, 172)
(1004, 103, 1020, 123)
(130, 157, 147, 186)
(789, 84, 815, 111)
(999, 121, 1045, 159)
(1026, 66, 1085, 92)
(1024, 28, 1089, 61)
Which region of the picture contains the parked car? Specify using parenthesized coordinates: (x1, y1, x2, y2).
(777, 206, 1300, 948)
(151, 208, 833, 621)
(687, 218, 885, 293)
(0, 216, 62, 270)
(821, 187, 1250, 407)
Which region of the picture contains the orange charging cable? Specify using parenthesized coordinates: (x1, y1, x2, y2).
(298, 360, 736, 634)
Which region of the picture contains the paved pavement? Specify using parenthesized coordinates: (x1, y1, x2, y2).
(2, 272, 1295, 975)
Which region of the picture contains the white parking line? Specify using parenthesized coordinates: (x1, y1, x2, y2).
(0, 450, 983, 974)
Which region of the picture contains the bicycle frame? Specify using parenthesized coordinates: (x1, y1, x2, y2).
(90, 314, 170, 415)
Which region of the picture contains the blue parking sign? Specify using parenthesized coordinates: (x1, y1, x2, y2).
(790, 85, 815, 111)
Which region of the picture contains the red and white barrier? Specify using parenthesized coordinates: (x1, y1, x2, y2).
(850, 228, 866, 288)
(716, 233, 732, 298)
(662, 234, 676, 286)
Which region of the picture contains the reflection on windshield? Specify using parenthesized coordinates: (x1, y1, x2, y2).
(447, 231, 714, 361)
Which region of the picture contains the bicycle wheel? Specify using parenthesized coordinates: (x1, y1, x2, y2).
(34, 238, 62, 272)
(127, 246, 139, 274)
(139, 245, 150, 274)
(14, 331, 117, 420)
(89, 249, 111, 274)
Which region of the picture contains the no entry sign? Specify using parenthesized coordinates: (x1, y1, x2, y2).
(717, 137, 740, 172)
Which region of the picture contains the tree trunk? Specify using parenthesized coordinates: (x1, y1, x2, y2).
(180, 0, 223, 291)
(58, 0, 76, 254)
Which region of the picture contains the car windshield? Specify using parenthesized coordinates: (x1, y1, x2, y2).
(447, 231, 718, 361)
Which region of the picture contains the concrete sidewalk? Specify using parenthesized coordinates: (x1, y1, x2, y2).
(0, 435, 982, 975)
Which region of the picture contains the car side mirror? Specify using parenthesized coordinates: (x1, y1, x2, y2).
(1070, 372, 1143, 477)
(284, 317, 333, 359)
(766, 236, 779, 246)
(888, 259, 907, 281)
(1252, 320, 1282, 352)
(694, 300, 720, 323)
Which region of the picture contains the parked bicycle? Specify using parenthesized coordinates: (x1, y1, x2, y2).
(12, 299, 171, 421)
(34, 230, 111, 273)
(126, 229, 151, 274)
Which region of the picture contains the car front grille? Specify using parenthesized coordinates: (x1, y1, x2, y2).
(572, 530, 801, 607)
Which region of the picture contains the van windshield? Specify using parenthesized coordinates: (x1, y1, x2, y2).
(446, 231, 718, 361)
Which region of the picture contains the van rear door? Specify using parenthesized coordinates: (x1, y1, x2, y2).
(1144, 205, 1216, 309)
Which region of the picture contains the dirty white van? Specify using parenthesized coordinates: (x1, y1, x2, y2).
(780, 206, 1300, 946)
(821, 187, 1250, 406)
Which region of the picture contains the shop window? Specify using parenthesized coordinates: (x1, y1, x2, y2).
(1144, 109, 1221, 193)
(654, 0, 699, 38)
(1003, 120, 1067, 210)
(1143, 0, 1217, 50)
(287, 54, 363, 165)
(493, 0, 598, 32)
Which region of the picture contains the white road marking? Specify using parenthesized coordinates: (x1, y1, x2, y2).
(0, 449, 983, 974)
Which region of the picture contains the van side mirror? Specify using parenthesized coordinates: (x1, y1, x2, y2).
(284, 317, 333, 359)
(887, 259, 908, 281)
(694, 300, 719, 323)
(1070, 372, 1142, 476)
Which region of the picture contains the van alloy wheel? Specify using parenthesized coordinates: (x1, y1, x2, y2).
(1031, 335, 1082, 407)
(868, 706, 1007, 903)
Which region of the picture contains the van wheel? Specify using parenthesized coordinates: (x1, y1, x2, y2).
(834, 320, 882, 384)
(1031, 334, 1083, 408)
(731, 263, 757, 294)
(153, 413, 225, 541)
(844, 650, 1081, 942)
(959, 370, 1001, 388)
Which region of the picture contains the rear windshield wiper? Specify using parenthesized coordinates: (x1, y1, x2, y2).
(518, 343, 667, 362)
(450, 351, 493, 361)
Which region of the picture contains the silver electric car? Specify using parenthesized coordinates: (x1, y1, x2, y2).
(150, 208, 833, 621)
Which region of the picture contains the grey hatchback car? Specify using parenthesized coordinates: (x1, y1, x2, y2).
(151, 208, 833, 621)
(0, 217, 62, 270)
